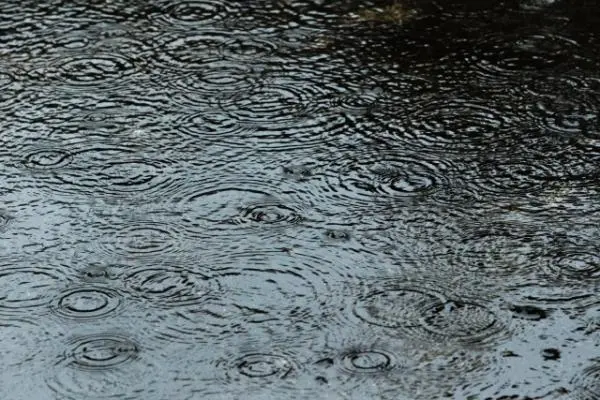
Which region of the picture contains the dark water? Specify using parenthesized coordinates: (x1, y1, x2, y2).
(1, 0, 599, 399)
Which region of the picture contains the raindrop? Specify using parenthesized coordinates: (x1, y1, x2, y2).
(0, 210, 13, 231)
(78, 264, 123, 283)
(324, 229, 351, 241)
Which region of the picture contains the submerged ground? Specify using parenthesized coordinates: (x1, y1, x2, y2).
(0, 0, 599, 399)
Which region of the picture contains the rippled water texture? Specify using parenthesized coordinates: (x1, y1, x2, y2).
(1, 0, 600, 398)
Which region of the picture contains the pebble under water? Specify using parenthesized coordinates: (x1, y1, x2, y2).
(1, 0, 599, 399)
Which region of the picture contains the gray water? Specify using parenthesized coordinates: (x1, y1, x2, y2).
(1, 0, 599, 399)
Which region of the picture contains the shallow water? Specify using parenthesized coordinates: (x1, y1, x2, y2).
(1, 0, 599, 399)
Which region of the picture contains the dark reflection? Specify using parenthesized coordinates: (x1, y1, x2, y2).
(1, 0, 600, 399)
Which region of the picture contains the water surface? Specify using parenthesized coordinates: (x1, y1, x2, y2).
(1, 0, 599, 399)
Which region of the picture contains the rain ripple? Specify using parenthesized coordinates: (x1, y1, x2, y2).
(468, 29, 581, 87)
(215, 81, 312, 127)
(450, 221, 549, 278)
(540, 234, 600, 283)
(46, 333, 154, 400)
(350, 277, 510, 347)
(402, 95, 516, 154)
(0, 260, 70, 316)
(148, 0, 242, 28)
(17, 142, 189, 202)
(172, 179, 310, 240)
(163, 62, 261, 107)
(330, 149, 456, 207)
(466, 157, 559, 199)
(310, 331, 411, 398)
(149, 30, 279, 72)
(212, 71, 334, 125)
(26, 41, 148, 92)
(146, 245, 349, 344)
(224, 353, 298, 381)
(149, 31, 228, 70)
(63, 334, 139, 370)
(504, 280, 599, 314)
(22, 148, 74, 170)
(572, 361, 600, 400)
(207, 345, 304, 400)
(123, 264, 220, 309)
(88, 220, 185, 261)
(50, 286, 123, 321)
(523, 74, 600, 135)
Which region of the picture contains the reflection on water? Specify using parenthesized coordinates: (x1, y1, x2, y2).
(1, 0, 599, 398)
